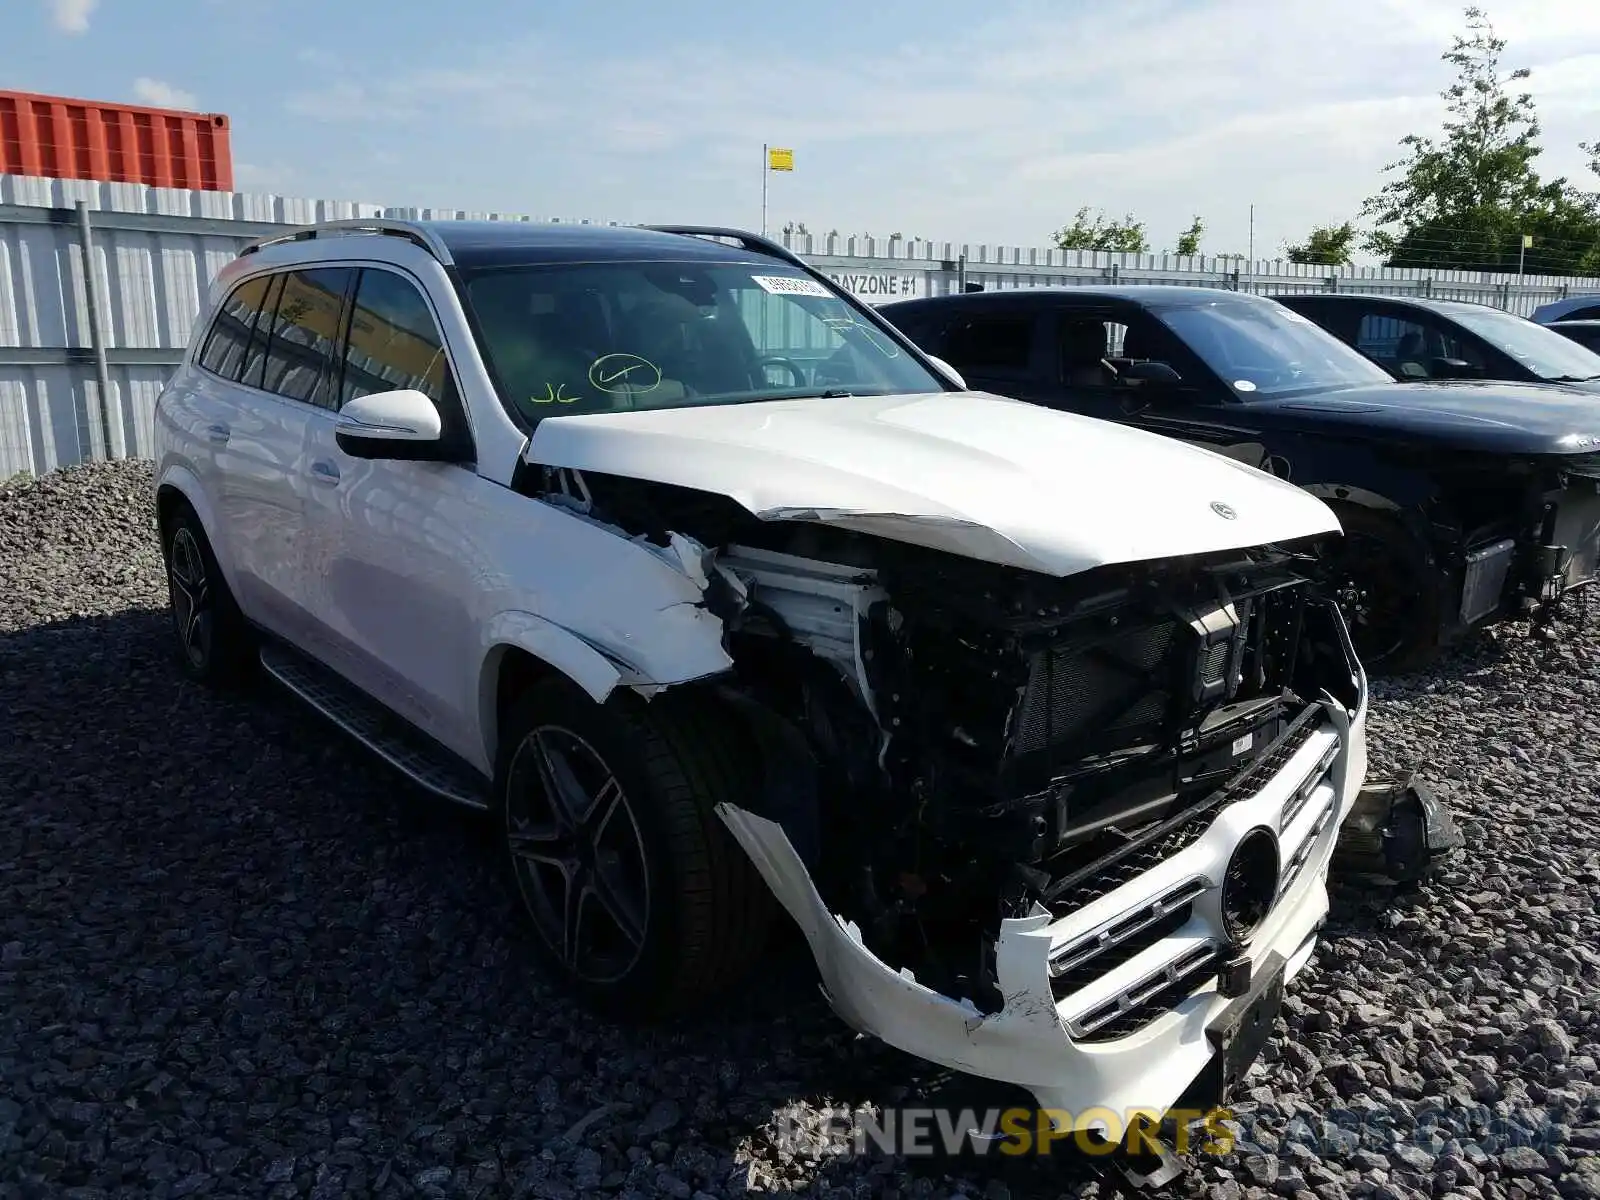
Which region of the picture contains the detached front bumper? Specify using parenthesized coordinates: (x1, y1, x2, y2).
(717, 678, 1369, 1131)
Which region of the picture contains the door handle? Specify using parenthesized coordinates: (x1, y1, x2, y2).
(309, 460, 341, 486)
(206, 423, 230, 445)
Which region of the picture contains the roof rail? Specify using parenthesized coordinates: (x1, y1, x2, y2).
(643, 225, 810, 271)
(239, 218, 454, 264)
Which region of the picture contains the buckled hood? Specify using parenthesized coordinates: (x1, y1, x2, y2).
(524, 390, 1340, 577)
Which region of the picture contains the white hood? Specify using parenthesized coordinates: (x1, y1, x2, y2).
(524, 391, 1341, 577)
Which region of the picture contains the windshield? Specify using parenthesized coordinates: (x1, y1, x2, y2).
(1150, 298, 1395, 398)
(1444, 306, 1600, 381)
(459, 260, 944, 423)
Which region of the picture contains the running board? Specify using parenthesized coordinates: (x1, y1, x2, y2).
(259, 642, 490, 811)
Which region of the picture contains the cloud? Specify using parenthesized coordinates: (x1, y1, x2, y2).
(234, 162, 299, 192)
(269, 0, 1600, 259)
(285, 81, 419, 123)
(132, 77, 199, 110)
(48, 0, 96, 34)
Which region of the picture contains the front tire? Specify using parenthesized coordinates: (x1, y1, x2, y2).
(494, 676, 777, 1022)
(160, 500, 256, 686)
(1320, 504, 1442, 675)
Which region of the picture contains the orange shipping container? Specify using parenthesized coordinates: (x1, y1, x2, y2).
(0, 88, 233, 192)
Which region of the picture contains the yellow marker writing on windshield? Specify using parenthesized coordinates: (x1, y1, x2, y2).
(531, 383, 581, 404)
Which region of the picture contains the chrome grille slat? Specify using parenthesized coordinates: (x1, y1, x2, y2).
(1072, 941, 1222, 1039)
(1278, 794, 1338, 898)
(1049, 875, 1208, 977)
(1279, 743, 1338, 833)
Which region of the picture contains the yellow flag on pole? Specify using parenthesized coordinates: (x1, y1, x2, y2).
(768, 147, 794, 171)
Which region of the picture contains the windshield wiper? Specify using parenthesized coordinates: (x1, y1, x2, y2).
(1551, 374, 1600, 383)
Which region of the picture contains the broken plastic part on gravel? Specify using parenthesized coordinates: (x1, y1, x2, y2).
(1333, 773, 1464, 885)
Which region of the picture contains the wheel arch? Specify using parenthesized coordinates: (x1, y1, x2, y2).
(154, 466, 246, 594)
(1300, 482, 1404, 517)
(478, 620, 820, 869)
(1301, 481, 1469, 566)
(480, 609, 737, 771)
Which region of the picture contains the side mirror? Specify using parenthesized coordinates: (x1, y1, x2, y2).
(1121, 360, 1184, 386)
(925, 354, 968, 390)
(1430, 356, 1482, 380)
(334, 389, 455, 461)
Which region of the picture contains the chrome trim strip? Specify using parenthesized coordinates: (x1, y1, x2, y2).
(1069, 940, 1221, 1037)
(1048, 875, 1209, 976)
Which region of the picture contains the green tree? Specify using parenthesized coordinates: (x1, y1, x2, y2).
(1361, 6, 1600, 275)
(1285, 222, 1359, 266)
(1175, 217, 1205, 256)
(1053, 206, 1150, 253)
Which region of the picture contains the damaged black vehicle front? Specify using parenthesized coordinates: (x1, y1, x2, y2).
(878, 286, 1600, 673)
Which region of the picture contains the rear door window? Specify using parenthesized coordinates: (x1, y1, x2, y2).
(940, 314, 1037, 380)
(256, 268, 356, 407)
(1357, 310, 1485, 378)
(1356, 311, 1431, 377)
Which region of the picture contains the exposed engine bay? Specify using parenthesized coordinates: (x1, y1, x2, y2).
(540, 468, 1366, 1016)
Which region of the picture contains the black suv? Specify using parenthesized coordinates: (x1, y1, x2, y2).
(1550, 321, 1600, 355)
(1275, 292, 1600, 391)
(880, 285, 1600, 672)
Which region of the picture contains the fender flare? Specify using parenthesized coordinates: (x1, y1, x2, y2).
(154, 464, 245, 594)
(477, 610, 629, 770)
(1300, 483, 1404, 516)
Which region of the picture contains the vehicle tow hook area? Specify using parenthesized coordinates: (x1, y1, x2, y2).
(1331, 773, 1464, 886)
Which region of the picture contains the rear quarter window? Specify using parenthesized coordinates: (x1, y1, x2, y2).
(198, 275, 274, 381)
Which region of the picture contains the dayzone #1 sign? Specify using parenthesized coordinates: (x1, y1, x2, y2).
(825, 271, 924, 304)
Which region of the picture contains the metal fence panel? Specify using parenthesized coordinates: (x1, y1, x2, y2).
(4, 171, 1599, 479)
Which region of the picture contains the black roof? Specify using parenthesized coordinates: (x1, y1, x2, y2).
(420, 221, 779, 270)
(1274, 292, 1510, 317)
(881, 284, 1270, 311)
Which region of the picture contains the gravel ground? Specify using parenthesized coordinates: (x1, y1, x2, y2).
(2, 459, 1598, 1200)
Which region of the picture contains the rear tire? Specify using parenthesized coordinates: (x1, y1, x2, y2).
(160, 499, 256, 686)
(1319, 503, 1442, 675)
(494, 675, 777, 1022)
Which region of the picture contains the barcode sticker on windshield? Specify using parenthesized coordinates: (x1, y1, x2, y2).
(752, 274, 834, 298)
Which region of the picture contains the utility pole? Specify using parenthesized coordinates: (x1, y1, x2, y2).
(761, 143, 769, 236)
(1246, 204, 1255, 293)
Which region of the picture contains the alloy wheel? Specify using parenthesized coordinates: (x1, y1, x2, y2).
(1324, 530, 1413, 667)
(167, 525, 212, 669)
(504, 726, 651, 984)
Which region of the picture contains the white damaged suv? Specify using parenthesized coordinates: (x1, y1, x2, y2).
(152, 219, 1375, 1158)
